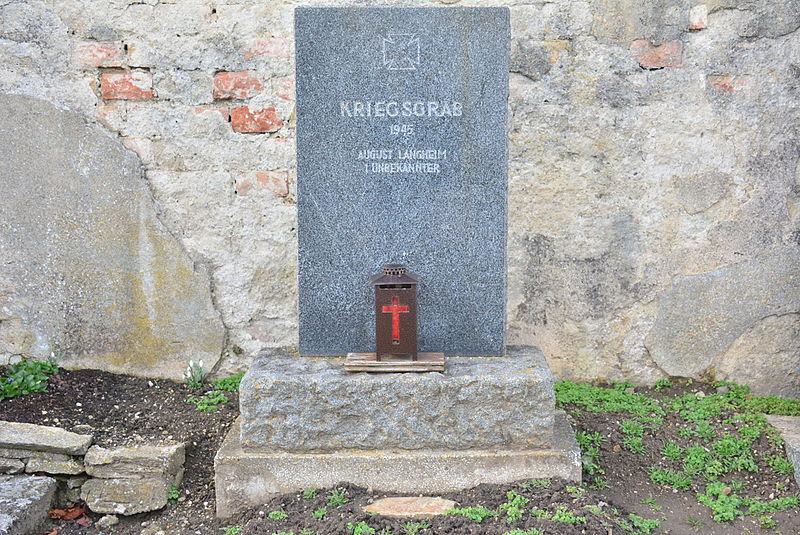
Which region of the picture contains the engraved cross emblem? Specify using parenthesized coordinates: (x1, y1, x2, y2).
(382, 33, 420, 71)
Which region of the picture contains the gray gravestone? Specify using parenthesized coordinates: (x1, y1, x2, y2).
(296, 7, 509, 356)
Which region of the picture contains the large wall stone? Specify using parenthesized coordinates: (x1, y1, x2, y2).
(0, 0, 797, 393)
(0, 93, 224, 379)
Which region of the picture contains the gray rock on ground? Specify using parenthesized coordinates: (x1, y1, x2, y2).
(0, 421, 92, 455)
(0, 475, 57, 535)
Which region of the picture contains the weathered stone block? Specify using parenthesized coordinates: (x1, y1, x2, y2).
(230, 106, 282, 133)
(0, 422, 91, 456)
(0, 475, 57, 535)
(240, 347, 556, 452)
(25, 457, 84, 475)
(84, 443, 184, 481)
(81, 477, 171, 515)
(0, 459, 23, 475)
(215, 414, 580, 518)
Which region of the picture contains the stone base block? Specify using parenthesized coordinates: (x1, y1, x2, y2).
(240, 346, 556, 452)
(214, 412, 580, 518)
(0, 475, 57, 535)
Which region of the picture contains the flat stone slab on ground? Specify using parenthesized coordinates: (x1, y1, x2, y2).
(0, 421, 92, 455)
(362, 497, 456, 518)
(84, 443, 185, 480)
(0, 475, 57, 535)
(215, 412, 579, 518)
(766, 415, 800, 486)
(240, 347, 556, 452)
(81, 477, 172, 516)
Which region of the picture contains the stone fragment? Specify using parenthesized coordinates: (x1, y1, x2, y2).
(765, 416, 800, 486)
(630, 40, 683, 69)
(274, 75, 295, 101)
(85, 443, 184, 481)
(0, 94, 225, 380)
(362, 497, 456, 518)
(241, 38, 291, 60)
(230, 106, 282, 133)
(97, 515, 119, 528)
(25, 457, 84, 475)
(67, 476, 88, 489)
(0, 459, 24, 474)
(0, 475, 57, 535)
(235, 171, 289, 198)
(100, 70, 154, 100)
(81, 477, 171, 515)
(72, 41, 126, 68)
(0, 421, 92, 455)
(213, 71, 263, 99)
(688, 5, 708, 30)
(240, 348, 555, 452)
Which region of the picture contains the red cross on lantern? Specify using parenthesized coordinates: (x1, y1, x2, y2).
(370, 264, 418, 360)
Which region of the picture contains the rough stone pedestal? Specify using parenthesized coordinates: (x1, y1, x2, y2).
(215, 346, 580, 518)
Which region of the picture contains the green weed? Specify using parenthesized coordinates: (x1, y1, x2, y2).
(641, 495, 662, 512)
(502, 530, 542, 535)
(555, 381, 665, 419)
(576, 430, 605, 475)
(758, 515, 777, 529)
(186, 390, 229, 411)
(654, 378, 672, 391)
(619, 514, 660, 534)
(167, 484, 180, 504)
(520, 479, 550, 489)
(268, 510, 288, 520)
(744, 395, 800, 416)
(302, 487, 318, 499)
(649, 467, 692, 490)
(311, 507, 327, 520)
(223, 526, 243, 535)
(766, 455, 794, 476)
(327, 488, 348, 507)
(499, 490, 528, 523)
(551, 506, 587, 525)
(213, 372, 245, 392)
(696, 482, 745, 522)
(661, 442, 684, 461)
(347, 521, 375, 535)
(401, 521, 429, 535)
(0, 359, 59, 400)
(444, 506, 498, 522)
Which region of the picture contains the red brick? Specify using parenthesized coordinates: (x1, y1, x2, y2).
(708, 75, 747, 92)
(231, 106, 282, 133)
(213, 71, 263, 99)
(274, 75, 295, 101)
(242, 38, 291, 61)
(630, 40, 683, 69)
(235, 170, 289, 197)
(100, 71, 153, 100)
(72, 41, 126, 68)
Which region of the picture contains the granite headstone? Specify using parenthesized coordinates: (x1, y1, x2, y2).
(296, 7, 509, 355)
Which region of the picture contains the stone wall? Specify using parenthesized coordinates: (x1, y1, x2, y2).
(0, 0, 797, 393)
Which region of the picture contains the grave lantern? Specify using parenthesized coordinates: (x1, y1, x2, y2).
(370, 264, 418, 360)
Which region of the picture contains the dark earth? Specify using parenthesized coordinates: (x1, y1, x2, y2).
(1, 368, 798, 535)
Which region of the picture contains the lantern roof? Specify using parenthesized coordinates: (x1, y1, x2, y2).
(369, 264, 419, 286)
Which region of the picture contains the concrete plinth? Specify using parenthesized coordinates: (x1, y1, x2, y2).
(215, 413, 580, 518)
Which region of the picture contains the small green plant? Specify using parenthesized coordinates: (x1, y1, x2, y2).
(696, 482, 745, 522)
(758, 515, 777, 529)
(576, 430, 605, 475)
(678, 427, 696, 438)
(502, 530, 541, 535)
(584, 504, 603, 515)
(223, 527, 243, 535)
(588, 476, 610, 490)
(311, 506, 327, 520)
(649, 467, 692, 490)
(520, 478, 550, 489)
(231, 344, 244, 355)
(654, 378, 672, 391)
(302, 487, 319, 499)
(401, 521, 429, 535)
(0, 358, 59, 400)
(327, 488, 348, 507)
(565, 485, 585, 498)
(529, 507, 552, 519)
(555, 381, 665, 419)
(619, 514, 660, 534)
(743, 395, 800, 415)
(499, 490, 528, 523)
(694, 421, 716, 441)
(445, 506, 498, 522)
(299, 531, 316, 535)
(167, 484, 180, 504)
(662, 442, 684, 461)
(213, 372, 245, 392)
(187, 390, 229, 411)
(183, 359, 207, 389)
(767, 455, 794, 476)
(641, 495, 662, 512)
(268, 510, 288, 520)
(346, 521, 376, 535)
(551, 506, 587, 525)
(685, 515, 705, 527)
